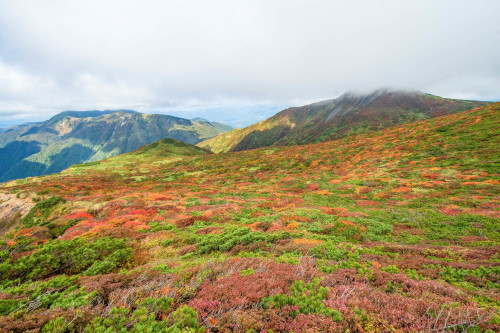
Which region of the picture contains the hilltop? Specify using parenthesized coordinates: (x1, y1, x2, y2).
(70, 137, 211, 174)
(0, 110, 230, 182)
(0, 103, 498, 332)
(198, 89, 489, 153)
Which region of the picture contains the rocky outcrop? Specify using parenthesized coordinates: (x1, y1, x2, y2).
(0, 193, 34, 235)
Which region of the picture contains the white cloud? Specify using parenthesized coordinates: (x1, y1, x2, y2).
(0, 0, 499, 124)
(0, 60, 54, 98)
(71, 73, 154, 109)
(428, 75, 500, 101)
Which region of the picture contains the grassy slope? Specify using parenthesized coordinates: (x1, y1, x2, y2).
(0, 104, 498, 332)
(69, 138, 211, 176)
(198, 91, 488, 153)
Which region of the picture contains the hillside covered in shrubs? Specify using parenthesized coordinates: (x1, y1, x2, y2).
(0, 103, 498, 332)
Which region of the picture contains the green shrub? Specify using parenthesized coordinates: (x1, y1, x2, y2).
(169, 305, 205, 332)
(423, 264, 500, 287)
(42, 316, 74, 333)
(440, 265, 500, 284)
(310, 242, 354, 261)
(261, 278, 342, 321)
(47, 219, 79, 238)
(276, 251, 301, 265)
(0, 237, 132, 283)
(385, 281, 402, 293)
(318, 259, 365, 274)
(380, 265, 400, 274)
(152, 264, 176, 274)
(160, 239, 175, 247)
(82, 299, 203, 333)
(196, 225, 292, 254)
(405, 269, 422, 280)
(239, 267, 255, 276)
(22, 196, 64, 227)
(0, 275, 95, 316)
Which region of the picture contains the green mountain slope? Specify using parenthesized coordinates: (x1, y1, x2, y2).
(0, 111, 230, 182)
(198, 89, 489, 153)
(125, 137, 211, 159)
(69, 138, 211, 175)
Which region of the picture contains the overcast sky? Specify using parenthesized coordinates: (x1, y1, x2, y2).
(0, 0, 499, 126)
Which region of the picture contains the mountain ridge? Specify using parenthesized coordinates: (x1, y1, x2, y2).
(0, 110, 231, 182)
(198, 89, 489, 153)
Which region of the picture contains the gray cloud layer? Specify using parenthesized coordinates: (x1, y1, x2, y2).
(0, 0, 499, 124)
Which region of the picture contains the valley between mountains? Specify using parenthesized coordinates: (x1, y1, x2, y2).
(0, 98, 498, 332)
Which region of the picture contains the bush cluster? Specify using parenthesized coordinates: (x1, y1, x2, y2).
(0, 237, 132, 283)
(262, 278, 342, 321)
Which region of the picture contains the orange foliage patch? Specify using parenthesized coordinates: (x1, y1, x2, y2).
(356, 200, 380, 207)
(391, 186, 413, 193)
(309, 160, 319, 168)
(293, 238, 323, 245)
(67, 212, 93, 220)
(286, 222, 300, 230)
(329, 207, 348, 213)
(315, 190, 332, 195)
(281, 215, 311, 223)
(267, 223, 284, 232)
(338, 219, 356, 226)
(439, 207, 462, 216)
(306, 183, 319, 191)
(356, 187, 373, 194)
(420, 173, 440, 179)
(337, 211, 369, 218)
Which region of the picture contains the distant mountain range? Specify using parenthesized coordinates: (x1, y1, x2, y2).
(164, 104, 288, 128)
(0, 89, 491, 183)
(197, 89, 489, 153)
(0, 110, 231, 182)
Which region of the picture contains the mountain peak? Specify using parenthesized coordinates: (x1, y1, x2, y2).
(337, 88, 423, 101)
(48, 110, 139, 123)
(308, 88, 423, 108)
(0, 111, 232, 182)
(198, 90, 489, 153)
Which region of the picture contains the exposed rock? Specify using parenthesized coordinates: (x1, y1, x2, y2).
(0, 193, 35, 235)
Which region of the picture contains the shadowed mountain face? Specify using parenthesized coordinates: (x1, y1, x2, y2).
(0, 111, 231, 182)
(197, 89, 489, 153)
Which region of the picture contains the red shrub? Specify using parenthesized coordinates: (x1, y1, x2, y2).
(189, 262, 297, 315)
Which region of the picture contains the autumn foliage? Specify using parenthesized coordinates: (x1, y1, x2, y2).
(0, 103, 498, 332)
